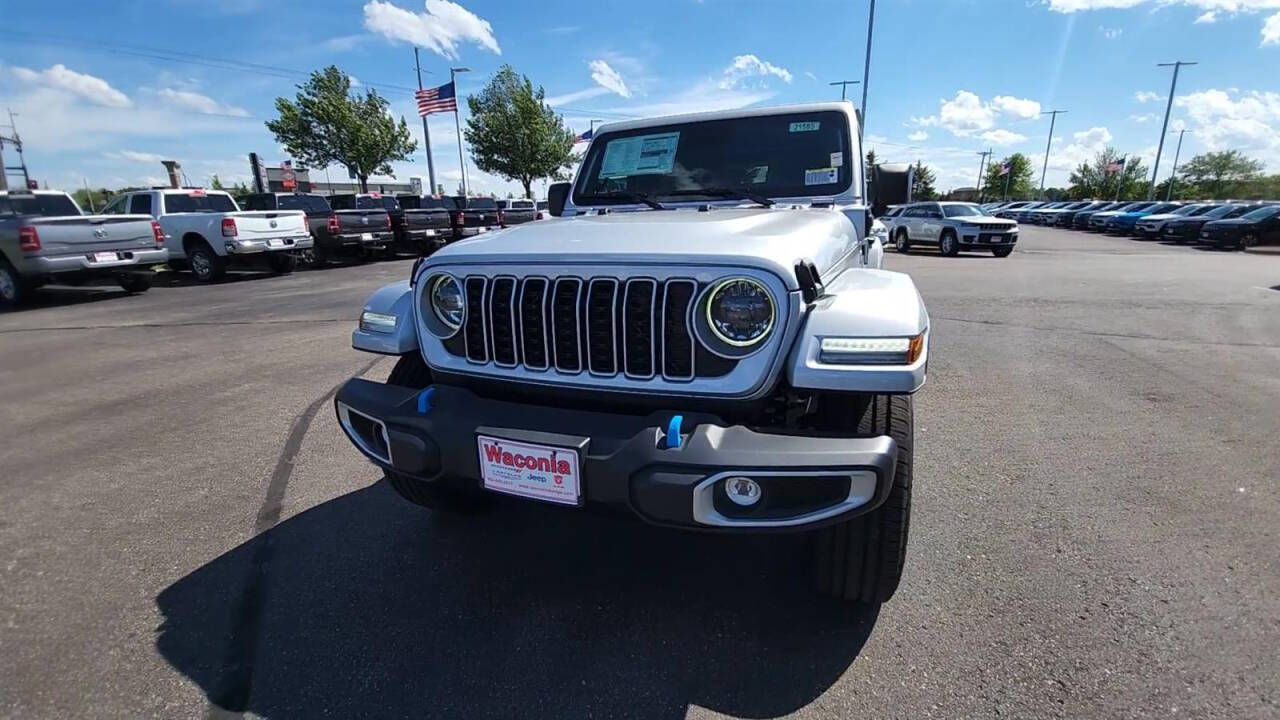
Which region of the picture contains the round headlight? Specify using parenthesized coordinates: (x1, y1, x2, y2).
(430, 275, 464, 330)
(706, 278, 774, 346)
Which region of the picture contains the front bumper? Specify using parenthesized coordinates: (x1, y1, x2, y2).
(224, 235, 313, 254)
(1198, 232, 1238, 247)
(20, 247, 169, 276)
(335, 379, 896, 532)
(959, 231, 1018, 248)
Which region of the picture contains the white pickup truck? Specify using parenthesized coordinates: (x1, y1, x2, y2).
(101, 188, 311, 282)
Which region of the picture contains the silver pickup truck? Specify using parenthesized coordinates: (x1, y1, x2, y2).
(0, 190, 168, 308)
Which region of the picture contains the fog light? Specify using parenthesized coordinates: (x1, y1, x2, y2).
(723, 476, 762, 506)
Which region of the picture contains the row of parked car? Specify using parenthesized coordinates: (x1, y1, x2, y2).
(0, 188, 544, 308)
(980, 198, 1280, 250)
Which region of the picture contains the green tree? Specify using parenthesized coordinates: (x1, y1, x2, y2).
(464, 65, 576, 198)
(72, 187, 112, 213)
(982, 153, 1035, 200)
(266, 66, 417, 192)
(1176, 150, 1264, 199)
(911, 161, 938, 200)
(1067, 148, 1148, 200)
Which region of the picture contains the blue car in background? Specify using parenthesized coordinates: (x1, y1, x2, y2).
(1089, 201, 1156, 230)
(1104, 202, 1181, 235)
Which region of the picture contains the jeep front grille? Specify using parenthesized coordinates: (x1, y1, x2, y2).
(452, 275, 711, 381)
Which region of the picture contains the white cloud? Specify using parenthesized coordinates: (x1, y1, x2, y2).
(1099, 25, 1123, 38)
(914, 90, 995, 134)
(1134, 90, 1163, 103)
(1129, 113, 1159, 123)
(981, 129, 1029, 145)
(1175, 88, 1280, 167)
(1195, 10, 1218, 21)
(156, 88, 249, 117)
(1264, 12, 1280, 43)
(600, 80, 772, 119)
(907, 130, 928, 141)
(588, 59, 630, 98)
(992, 95, 1041, 119)
(545, 87, 611, 106)
(105, 150, 167, 163)
(323, 34, 366, 51)
(1048, 126, 1114, 172)
(362, 0, 500, 59)
(718, 54, 792, 90)
(10, 64, 130, 107)
(804, 71, 818, 81)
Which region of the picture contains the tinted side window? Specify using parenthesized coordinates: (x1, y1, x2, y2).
(129, 194, 153, 215)
(100, 196, 128, 215)
(329, 195, 354, 210)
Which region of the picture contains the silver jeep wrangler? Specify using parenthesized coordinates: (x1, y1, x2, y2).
(336, 102, 928, 604)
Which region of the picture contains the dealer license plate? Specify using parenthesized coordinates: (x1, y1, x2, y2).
(477, 434, 581, 506)
(92, 252, 119, 263)
(361, 232, 373, 241)
(423, 229, 436, 236)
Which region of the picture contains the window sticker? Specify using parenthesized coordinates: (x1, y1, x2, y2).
(789, 121, 821, 133)
(830, 151, 844, 167)
(804, 167, 839, 185)
(599, 132, 681, 178)
(744, 165, 769, 184)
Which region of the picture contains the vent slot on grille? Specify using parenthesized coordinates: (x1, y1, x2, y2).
(464, 277, 488, 363)
(551, 278, 582, 373)
(489, 277, 517, 367)
(518, 278, 549, 370)
(587, 279, 618, 375)
(623, 279, 656, 377)
(662, 280, 696, 380)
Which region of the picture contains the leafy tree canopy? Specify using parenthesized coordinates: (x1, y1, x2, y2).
(464, 65, 576, 198)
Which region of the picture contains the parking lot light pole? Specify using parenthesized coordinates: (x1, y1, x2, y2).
(451, 67, 471, 196)
(1149, 61, 1196, 200)
(829, 80, 860, 101)
(1166, 128, 1188, 201)
(1038, 109, 1067, 200)
(976, 149, 992, 202)
(859, 0, 876, 141)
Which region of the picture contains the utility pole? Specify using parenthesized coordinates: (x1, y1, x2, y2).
(1038, 109, 1067, 200)
(859, 0, 876, 141)
(1148, 61, 1195, 199)
(1165, 129, 1188, 201)
(451, 67, 471, 196)
(1002, 163, 1013, 201)
(413, 48, 437, 196)
(1, 109, 33, 191)
(829, 80, 860, 101)
(976, 149, 992, 202)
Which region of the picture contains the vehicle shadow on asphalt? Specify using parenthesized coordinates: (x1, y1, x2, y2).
(155, 481, 878, 719)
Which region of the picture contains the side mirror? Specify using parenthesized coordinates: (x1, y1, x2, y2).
(548, 183, 570, 217)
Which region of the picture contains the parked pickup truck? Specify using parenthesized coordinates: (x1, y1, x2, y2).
(103, 189, 310, 281)
(444, 196, 500, 239)
(0, 190, 167, 307)
(495, 198, 537, 227)
(337, 101, 926, 605)
(327, 194, 395, 258)
(394, 195, 454, 253)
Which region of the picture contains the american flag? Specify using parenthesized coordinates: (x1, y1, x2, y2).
(1105, 157, 1126, 174)
(999, 161, 1011, 176)
(415, 81, 457, 116)
(573, 127, 594, 144)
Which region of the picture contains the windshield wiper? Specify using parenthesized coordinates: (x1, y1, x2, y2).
(577, 191, 666, 210)
(663, 187, 775, 208)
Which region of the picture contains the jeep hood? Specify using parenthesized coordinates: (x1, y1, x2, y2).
(427, 207, 859, 290)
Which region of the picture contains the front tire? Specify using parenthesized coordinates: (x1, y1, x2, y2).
(381, 353, 491, 513)
(939, 230, 960, 257)
(894, 229, 910, 254)
(1240, 233, 1259, 250)
(814, 394, 913, 604)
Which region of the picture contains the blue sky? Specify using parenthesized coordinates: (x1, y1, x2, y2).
(1, 0, 1278, 197)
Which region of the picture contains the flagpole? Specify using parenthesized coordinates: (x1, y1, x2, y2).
(1114, 157, 1124, 202)
(451, 67, 471, 196)
(1002, 164, 1011, 201)
(414, 48, 437, 195)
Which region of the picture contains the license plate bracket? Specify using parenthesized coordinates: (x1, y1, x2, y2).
(476, 431, 586, 506)
(92, 251, 120, 263)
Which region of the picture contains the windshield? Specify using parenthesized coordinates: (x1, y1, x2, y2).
(1203, 205, 1241, 218)
(352, 196, 380, 210)
(379, 196, 400, 211)
(943, 204, 983, 217)
(1240, 205, 1279, 221)
(4, 193, 81, 217)
(277, 195, 331, 214)
(164, 192, 237, 213)
(1171, 204, 1202, 215)
(467, 198, 497, 209)
(574, 110, 852, 206)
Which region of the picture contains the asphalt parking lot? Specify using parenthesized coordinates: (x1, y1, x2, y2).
(2, 227, 1278, 719)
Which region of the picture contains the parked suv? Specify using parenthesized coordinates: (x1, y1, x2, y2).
(892, 201, 1018, 257)
(1162, 203, 1252, 243)
(1198, 204, 1280, 249)
(0, 190, 166, 307)
(495, 198, 537, 227)
(337, 102, 926, 604)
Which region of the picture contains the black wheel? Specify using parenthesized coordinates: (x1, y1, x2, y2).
(309, 243, 331, 268)
(381, 353, 491, 513)
(992, 246, 1014, 258)
(1240, 233, 1259, 250)
(116, 273, 153, 293)
(0, 259, 28, 309)
(939, 230, 960, 257)
(187, 242, 225, 282)
(814, 394, 913, 604)
(894, 228, 910, 254)
(267, 253, 297, 274)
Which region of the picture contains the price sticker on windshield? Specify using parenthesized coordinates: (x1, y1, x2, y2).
(804, 167, 838, 185)
(789, 121, 820, 132)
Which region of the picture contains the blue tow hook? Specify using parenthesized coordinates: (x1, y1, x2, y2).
(663, 414, 684, 449)
(416, 387, 435, 414)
